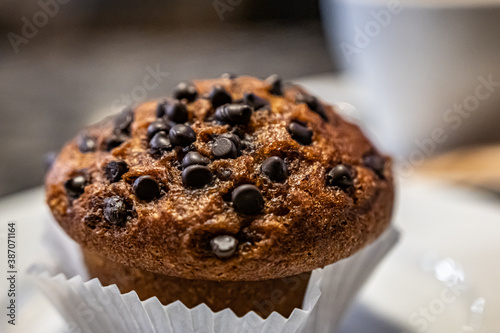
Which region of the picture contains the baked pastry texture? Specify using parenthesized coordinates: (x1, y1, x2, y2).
(46, 74, 393, 287)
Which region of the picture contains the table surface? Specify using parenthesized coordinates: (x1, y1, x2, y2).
(1, 75, 499, 333)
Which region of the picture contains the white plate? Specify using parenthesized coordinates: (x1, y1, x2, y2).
(360, 176, 500, 333)
(2, 177, 499, 333)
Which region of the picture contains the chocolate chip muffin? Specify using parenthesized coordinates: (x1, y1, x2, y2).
(45, 74, 394, 318)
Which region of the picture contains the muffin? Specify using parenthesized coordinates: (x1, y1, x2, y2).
(45, 74, 394, 318)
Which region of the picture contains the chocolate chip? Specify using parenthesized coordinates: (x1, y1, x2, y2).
(363, 153, 385, 178)
(150, 132, 172, 155)
(105, 161, 129, 183)
(182, 165, 213, 188)
(210, 235, 238, 259)
(64, 175, 87, 199)
(182, 151, 209, 168)
(106, 132, 129, 151)
(288, 121, 313, 145)
(209, 85, 232, 108)
(221, 73, 237, 79)
(78, 134, 97, 153)
(114, 107, 134, 134)
(296, 93, 328, 121)
(220, 133, 241, 151)
(166, 100, 188, 124)
(103, 196, 128, 225)
(326, 165, 354, 188)
(147, 118, 170, 140)
(232, 184, 264, 214)
(262, 156, 288, 182)
(133, 176, 160, 201)
(173, 82, 198, 102)
(240, 241, 252, 253)
(155, 100, 168, 118)
(181, 145, 196, 154)
(215, 104, 253, 125)
(244, 92, 268, 110)
(212, 137, 238, 159)
(265, 74, 283, 96)
(169, 124, 196, 147)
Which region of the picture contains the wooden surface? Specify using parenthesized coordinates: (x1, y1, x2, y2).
(420, 145, 500, 194)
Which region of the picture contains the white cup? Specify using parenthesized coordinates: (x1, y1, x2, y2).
(321, 0, 500, 157)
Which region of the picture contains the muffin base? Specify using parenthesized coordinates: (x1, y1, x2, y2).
(83, 249, 311, 318)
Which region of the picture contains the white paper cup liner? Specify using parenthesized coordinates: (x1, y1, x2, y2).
(29, 218, 399, 333)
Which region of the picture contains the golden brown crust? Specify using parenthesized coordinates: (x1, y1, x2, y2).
(45, 75, 394, 281)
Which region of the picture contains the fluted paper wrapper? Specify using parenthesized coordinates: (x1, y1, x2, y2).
(29, 219, 399, 333)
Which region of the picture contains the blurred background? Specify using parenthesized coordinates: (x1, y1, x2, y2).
(0, 0, 335, 196)
(1, 0, 500, 197)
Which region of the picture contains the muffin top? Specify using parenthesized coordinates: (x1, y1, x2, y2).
(45, 75, 394, 281)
